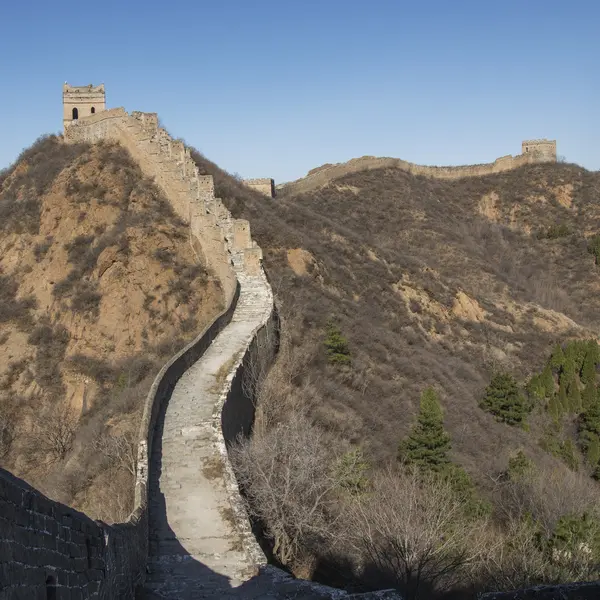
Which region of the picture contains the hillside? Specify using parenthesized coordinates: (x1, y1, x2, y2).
(0, 136, 222, 522)
(191, 152, 600, 597)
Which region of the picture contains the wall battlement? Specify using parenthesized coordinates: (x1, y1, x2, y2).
(522, 138, 557, 159)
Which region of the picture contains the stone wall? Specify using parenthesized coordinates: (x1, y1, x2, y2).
(281, 142, 557, 196)
(0, 468, 107, 598)
(479, 581, 600, 599)
(244, 178, 276, 197)
(212, 289, 279, 569)
(0, 283, 241, 598)
(64, 107, 264, 304)
(0, 107, 268, 598)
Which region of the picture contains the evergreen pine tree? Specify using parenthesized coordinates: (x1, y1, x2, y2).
(583, 382, 598, 411)
(324, 320, 351, 366)
(580, 401, 600, 440)
(561, 439, 579, 471)
(398, 387, 451, 472)
(578, 401, 600, 468)
(558, 379, 570, 413)
(550, 344, 566, 371)
(564, 341, 585, 373)
(587, 234, 600, 265)
(581, 341, 599, 386)
(479, 373, 530, 426)
(335, 448, 370, 496)
(507, 450, 534, 480)
(568, 380, 583, 414)
(586, 434, 600, 468)
(561, 355, 577, 386)
(540, 364, 555, 398)
(526, 374, 545, 401)
(548, 392, 562, 421)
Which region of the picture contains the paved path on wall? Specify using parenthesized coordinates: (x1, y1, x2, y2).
(143, 271, 272, 599)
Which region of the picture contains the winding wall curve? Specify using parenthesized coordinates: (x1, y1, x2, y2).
(0, 107, 272, 598)
(281, 149, 556, 196)
(0, 111, 594, 600)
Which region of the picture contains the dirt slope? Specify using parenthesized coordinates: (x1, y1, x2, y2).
(0, 136, 222, 521)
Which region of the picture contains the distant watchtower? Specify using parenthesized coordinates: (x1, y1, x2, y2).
(63, 83, 106, 131)
(521, 139, 557, 162)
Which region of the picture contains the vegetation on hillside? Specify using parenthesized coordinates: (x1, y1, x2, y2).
(0, 136, 221, 522)
(189, 149, 600, 597)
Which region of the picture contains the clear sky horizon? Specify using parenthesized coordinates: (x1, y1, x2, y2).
(1, 0, 598, 183)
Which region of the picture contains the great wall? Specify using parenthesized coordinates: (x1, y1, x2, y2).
(279, 140, 557, 196)
(0, 85, 597, 599)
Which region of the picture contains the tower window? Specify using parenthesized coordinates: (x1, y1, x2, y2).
(72, 107, 79, 120)
(91, 107, 95, 114)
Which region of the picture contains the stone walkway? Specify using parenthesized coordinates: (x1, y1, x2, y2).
(143, 271, 272, 599)
(141, 271, 400, 599)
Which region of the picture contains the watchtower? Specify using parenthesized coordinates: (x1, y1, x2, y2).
(243, 178, 276, 198)
(521, 139, 557, 162)
(63, 83, 106, 131)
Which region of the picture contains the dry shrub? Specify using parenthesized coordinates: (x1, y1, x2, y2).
(231, 410, 339, 570)
(33, 404, 77, 462)
(70, 281, 102, 316)
(0, 273, 37, 327)
(494, 465, 598, 536)
(345, 467, 488, 600)
(471, 466, 600, 591)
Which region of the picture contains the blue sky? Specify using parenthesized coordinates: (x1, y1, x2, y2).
(1, 0, 597, 183)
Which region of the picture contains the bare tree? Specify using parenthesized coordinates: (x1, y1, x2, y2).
(251, 329, 319, 438)
(230, 411, 339, 570)
(479, 465, 600, 589)
(93, 429, 138, 477)
(345, 466, 488, 599)
(35, 403, 77, 461)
